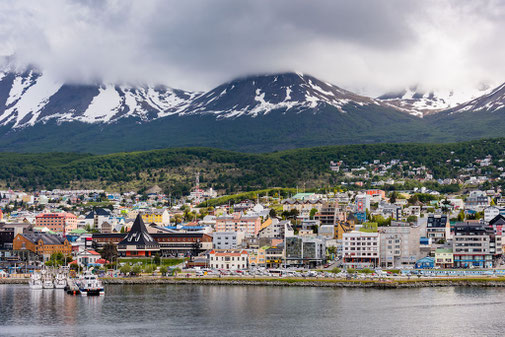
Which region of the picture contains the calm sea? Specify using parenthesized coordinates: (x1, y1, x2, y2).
(1, 284, 505, 336)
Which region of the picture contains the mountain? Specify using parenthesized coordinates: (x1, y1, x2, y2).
(0, 69, 434, 153)
(0, 66, 505, 154)
(377, 86, 492, 117)
(0, 68, 197, 128)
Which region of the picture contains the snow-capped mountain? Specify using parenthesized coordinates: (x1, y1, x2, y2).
(0, 68, 197, 128)
(447, 82, 505, 114)
(377, 86, 493, 117)
(185, 72, 380, 118)
(0, 69, 389, 128)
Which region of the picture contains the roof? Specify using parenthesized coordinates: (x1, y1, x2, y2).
(85, 208, 112, 219)
(36, 212, 76, 219)
(436, 248, 453, 253)
(20, 233, 66, 245)
(209, 249, 248, 256)
(118, 214, 160, 248)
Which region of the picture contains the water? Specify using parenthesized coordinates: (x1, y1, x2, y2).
(1, 284, 505, 336)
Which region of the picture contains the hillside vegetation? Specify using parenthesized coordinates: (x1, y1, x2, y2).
(0, 138, 504, 194)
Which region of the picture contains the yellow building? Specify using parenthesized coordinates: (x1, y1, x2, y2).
(435, 248, 453, 268)
(141, 209, 170, 225)
(249, 248, 266, 267)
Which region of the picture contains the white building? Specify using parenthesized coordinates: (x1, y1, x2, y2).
(212, 231, 245, 249)
(378, 222, 421, 268)
(342, 231, 379, 268)
(484, 206, 501, 224)
(208, 249, 249, 270)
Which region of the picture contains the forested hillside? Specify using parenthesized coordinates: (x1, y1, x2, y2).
(0, 138, 504, 194)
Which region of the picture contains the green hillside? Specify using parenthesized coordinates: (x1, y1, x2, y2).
(0, 138, 504, 194)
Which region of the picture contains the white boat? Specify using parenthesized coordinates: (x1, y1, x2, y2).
(29, 272, 43, 290)
(41, 269, 54, 289)
(76, 271, 104, 296)
(54, 272, 67, 289)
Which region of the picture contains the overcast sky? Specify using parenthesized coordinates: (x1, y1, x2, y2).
(0, 0, 504, 96)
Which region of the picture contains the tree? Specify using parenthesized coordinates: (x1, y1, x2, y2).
(153, 253, 161, 265)
(309, 208, 318, 220)
(159, 266, 168, 275)
(389, 191, 398, 203)
(120, 264, 131, 274)
(406, 215, 418, 223)
(132, 265, 142, 275)
(100, 243, 118, 263)
(269, 208, 277, 218)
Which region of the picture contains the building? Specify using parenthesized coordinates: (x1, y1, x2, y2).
(378, 222, 421, 268)
(215, 214, 262, 237)
(212, 231, 245, 250)
(258, 219, 290, 239)
(285, 236, 326, 267)
(35, 212, 78, 233)
(435, 248, 453, 268)
(342, 230, 379, 268)
(452, 222, 497, 268)
(426, 214, 450, 242)
(142, 209, 170, 226)
(75, 249, 102, 266)
(248, 248, 266, 267)
(315, 203, 346, 226)
(208, 249, 249, 270)
(484, 206, 501, 223)
(415, 256, 435, 269)
(265, 246, 284, 268)
(12, 233, 72, 261)
(117, 214, 160, 257)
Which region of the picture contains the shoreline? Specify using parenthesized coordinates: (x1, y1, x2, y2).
(6, 277, 505, 288)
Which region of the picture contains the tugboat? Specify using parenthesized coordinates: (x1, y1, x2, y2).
(29, 272, 43, 290)
(41, 269, 54, 289)
(54, 272, 67, 289)
(76, 270, 104, 296)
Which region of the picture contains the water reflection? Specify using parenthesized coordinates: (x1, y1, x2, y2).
(3, 284, 505, 337)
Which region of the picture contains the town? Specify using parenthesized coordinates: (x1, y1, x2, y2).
(1, 153, 505, 280)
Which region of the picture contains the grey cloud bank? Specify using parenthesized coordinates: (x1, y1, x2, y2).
(0, 0, 503, 96)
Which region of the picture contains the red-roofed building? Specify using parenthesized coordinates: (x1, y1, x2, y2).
(35, 212, 77, 233)
(208, 249, 249, 270)
(76, 249, 102, 266)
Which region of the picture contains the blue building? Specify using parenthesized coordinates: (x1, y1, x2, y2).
(415, 256, 435, 269)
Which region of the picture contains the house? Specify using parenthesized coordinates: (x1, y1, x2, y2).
(484, 206, 501, 224)
(248, 248, 266, 267)
(117, 214, 160, 257)
(76, 249, 102, 267)
(208, 249, 249, 270)
(415, 256, 435, 269)
(435, 248, 453, 268)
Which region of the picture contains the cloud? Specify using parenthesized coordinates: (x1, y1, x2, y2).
(0, 0, 504, 96)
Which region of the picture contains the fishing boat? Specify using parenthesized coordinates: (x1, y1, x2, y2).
(54, 272, 67, 289)
(29, 272, 43, 290)
(76, 271, 104, 296)
(41, 269, 54, 289)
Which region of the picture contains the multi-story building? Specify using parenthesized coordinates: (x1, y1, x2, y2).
(435, 248, 453, 268)
(258, 219, 291, 239)
(35, 212, 77, 233)
(378, 222, 421, 268)
(12, 233, 72, 261)
(426, 214, 450, 242)
(452, 222, 500, 268)
(142, 209, 170, 226)
(215, 214, 262, 237)
(285, 236, 326, 267)
(342, 230, 379, 268)
(315, 203, 346, 226)
(208, 249, 249, 270)
(212, 231, 245, 250)
(248, 248, 266, 267)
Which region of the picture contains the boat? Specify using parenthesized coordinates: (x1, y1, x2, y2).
(29, 272, 43, 290)
(54, 272, 67, 289)
(76, 271, 104, 296)
(41, 269, 54, 289)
